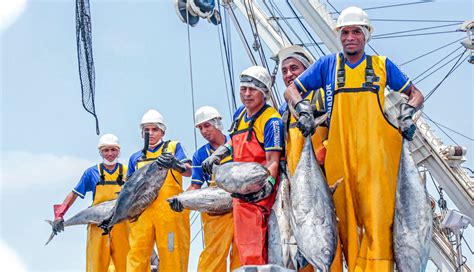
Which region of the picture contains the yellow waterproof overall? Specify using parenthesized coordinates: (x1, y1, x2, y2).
(87, 164, 130, 272)
(198, 155, 240, 272)
(127, 141, 190, 272)
(284, 89, 329, 175)
(325, 54, 402, 272)
(285, 90, 342, 272)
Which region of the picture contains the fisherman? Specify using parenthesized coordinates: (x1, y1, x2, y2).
(170, 106, 240, 271)
(278, 45, 329, 171)
(278, 45, 343, 272)
(51, 133, 129, 272)
(283, 6, 424, 272)
(126, 109, 192, 272)
(202, 66, 284, 266)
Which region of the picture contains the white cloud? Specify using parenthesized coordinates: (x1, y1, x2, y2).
(1, 150, 95, 189)
(0, 241, 27, 272)
(0, 0, 27, 31)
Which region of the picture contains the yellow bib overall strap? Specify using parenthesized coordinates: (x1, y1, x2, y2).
(284, 89, 329, 174)
(93, 163, 126, 206)
(325, 53, 402, 272)
(98, 163, 124, 186)
(229, 104, 270, 147)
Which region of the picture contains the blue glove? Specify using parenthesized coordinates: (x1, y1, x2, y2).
(231, 176, 275, 203)
(398, 103, 417, 141)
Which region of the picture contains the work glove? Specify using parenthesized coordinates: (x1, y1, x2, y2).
(202, 144, 232, 176)
(169, 198, 184, 212)
(398, 103, 417, 141)
(295, 100, 316, 137)
(156, 152, 186, 173)
(231, 176, 275, 203)
(52, 204, 68, 234)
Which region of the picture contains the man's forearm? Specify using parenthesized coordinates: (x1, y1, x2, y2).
(284, 83, 304, 108)
(406, 85, 424, 110)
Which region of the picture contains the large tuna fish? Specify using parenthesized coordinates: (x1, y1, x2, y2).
(99, 161, 169, 233)
(166, 186, 232, 215)
(289, 137, 338, 272)
(268, 163, 298, 269)
(214, 162, 269, 194)
(393, 141, 432, 272)
(45, 199, 116, 245)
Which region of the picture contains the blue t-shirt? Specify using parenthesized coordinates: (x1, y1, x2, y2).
(127, 140, 190, 177)
(73, 164, 120, 199)
(294, 53, 411, 126)
(233, 105, 284, 151)
(191, 135, 231, 186)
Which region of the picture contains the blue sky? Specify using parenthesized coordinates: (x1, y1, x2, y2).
(1, 0, 472, 271)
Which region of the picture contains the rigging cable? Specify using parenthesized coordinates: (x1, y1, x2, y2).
(371, 19, 464, 23)
(372, 30, 459, 39)
(262, 0, 293, 47)
(373, 22, 461, 38)
(413, 45, 464, 83)
(362, 1, 434, 11)
(400, 37, 465, 66)
(422, 113, 459, 145)
(286, 0, 326, 56)
(422, 114, 474, 142)
(268, 0, 318, 59)
(243, 0, 269, 69)
(218, 1, 237, 116)
(424, 50, 467, 101)
(185, 11, 198, 151)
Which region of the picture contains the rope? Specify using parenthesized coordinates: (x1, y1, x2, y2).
(191, 225, 203, 244)
(262, 0, 292, 46)
(400, 37, 465, 66)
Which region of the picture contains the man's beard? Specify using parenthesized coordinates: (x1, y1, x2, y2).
(345, 50, 358, 56)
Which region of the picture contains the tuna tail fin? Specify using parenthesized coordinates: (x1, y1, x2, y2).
(44, 220, 56, 245)
(329, 178, 343, 195)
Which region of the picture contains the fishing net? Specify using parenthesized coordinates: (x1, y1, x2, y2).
(76, 0, 100, 135)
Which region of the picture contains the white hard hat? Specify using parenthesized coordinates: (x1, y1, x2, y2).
(98, 134, 120, 150)
(240, 66, 273, 98)
(140, 110, 167, 132)
(195, 106, 222, 127)
(335, 6, 372, 33)
(277, 45, 315, 68)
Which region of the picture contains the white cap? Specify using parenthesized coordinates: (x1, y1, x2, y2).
(335, 6, 373, 42)
(195, 106, 222, 127)
(140, 110, 167, 132)
(98, 134, 120, 150)
(240, 66, 273, 99)
(277, 45, 315, 68)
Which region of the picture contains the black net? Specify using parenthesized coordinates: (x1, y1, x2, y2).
(76, 0, 100, 135)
